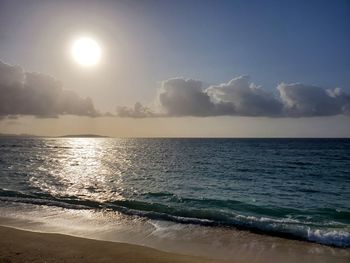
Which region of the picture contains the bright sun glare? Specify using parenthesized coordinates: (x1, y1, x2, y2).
(71, 37, 101, 67)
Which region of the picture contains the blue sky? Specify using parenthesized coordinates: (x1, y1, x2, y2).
(134, 0, 350, 88)
(0, 0, 350, 136)
(1, 0, 349, 90)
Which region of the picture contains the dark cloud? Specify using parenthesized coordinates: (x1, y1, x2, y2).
(0, 60, 99, 118)
(117, 76, 350, 118)
(206, 76, 283, 116)
(158, 78, 236, 117)
(2, 60, 348, 119)
(159, 78, 215, 116)
(116, 78, 235, 117)
(278, 83, 350, 117)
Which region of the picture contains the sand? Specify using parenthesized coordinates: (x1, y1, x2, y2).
(0, 226, 234, 263)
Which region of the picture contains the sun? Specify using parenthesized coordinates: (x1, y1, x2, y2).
(71, 37, 101, 67)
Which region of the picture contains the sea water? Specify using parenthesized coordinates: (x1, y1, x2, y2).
(0, 138, 349, 262)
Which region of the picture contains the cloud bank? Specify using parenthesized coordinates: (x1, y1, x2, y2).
(117, 76, 350, 118)
(0, 60, 99, 118)
(1, 60, 348, 119)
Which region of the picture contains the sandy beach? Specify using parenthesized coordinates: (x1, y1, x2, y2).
(0, 226, 233, 263)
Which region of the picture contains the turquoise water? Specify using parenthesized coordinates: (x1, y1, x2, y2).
(0, 138, 349, 247)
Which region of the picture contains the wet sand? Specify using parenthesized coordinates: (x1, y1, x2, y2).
(0, 226, 233, 263)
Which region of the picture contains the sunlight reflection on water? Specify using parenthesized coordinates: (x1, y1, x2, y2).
(29, 138, 129, 202)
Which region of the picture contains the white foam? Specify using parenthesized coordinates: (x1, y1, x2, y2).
(1, 201, 349, 263)
(307, 228, 350, 247)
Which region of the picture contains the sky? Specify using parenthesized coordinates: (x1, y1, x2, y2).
(0, 0, 349, 137)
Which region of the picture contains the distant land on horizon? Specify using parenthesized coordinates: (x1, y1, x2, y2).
(0, 133, 41, 137)
(0, 133, 109, 138)
(1, 133, 350, 139)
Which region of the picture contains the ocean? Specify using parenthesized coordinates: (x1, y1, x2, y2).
(0, 138, 349, 262)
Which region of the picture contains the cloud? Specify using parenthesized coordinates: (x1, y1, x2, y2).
(117, 102, 154, 118)
(158, 78, 215, 116)
(206, 76, 283, 116)
(116, 78, 235, 117)
(2, 59, 348, 119)
(117, 76, 350, 118)
(278, 83, 350, 117)
(157, 78, 236, 116)
(0, 60, 99, 118)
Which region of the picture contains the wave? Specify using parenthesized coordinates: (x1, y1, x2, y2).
(0, 188, 349, 248)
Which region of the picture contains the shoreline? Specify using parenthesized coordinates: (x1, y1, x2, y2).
(0, 226, 233, 263)
(0, 201, 349, 263)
